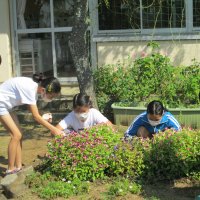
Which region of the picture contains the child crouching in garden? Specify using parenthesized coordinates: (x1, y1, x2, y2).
(125, 100, 181, 139)
(56, 93, 112, 134)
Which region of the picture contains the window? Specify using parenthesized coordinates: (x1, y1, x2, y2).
(142, 0, 185, 29)
(98, 0, 140, 30)
(13, 0, 77, 81)
(98, 0, 198, 33)
(193, 0, 200, 27)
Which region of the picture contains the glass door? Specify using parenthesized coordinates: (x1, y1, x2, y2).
(12, 0, 77, 81)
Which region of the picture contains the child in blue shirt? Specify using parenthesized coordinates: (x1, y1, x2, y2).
(125, 100, 181, 138)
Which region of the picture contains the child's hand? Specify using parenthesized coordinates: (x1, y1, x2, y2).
(42, 113, 52, 123)
(51, 129, 65, 137)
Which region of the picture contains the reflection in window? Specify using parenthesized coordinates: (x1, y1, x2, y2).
(142, 0, 185, 28)
(18, 33, 53, 77)
(193, 0, 200, 27)
(98, 0, 186, 30)
(54, 0, 75, 27)
(17, 0, 51, 29)
(55, 33, 76, 78)
(98, 0, 140, 30)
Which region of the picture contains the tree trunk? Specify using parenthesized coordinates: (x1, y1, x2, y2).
(68, 0, 98, 108)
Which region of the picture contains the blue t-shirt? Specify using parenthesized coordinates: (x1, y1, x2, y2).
(125, 111, 181, 136)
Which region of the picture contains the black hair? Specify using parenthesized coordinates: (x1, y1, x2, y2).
(73, 93, 93, 109)
(33, 73, 61, 94)
(147, 100, 165, 116)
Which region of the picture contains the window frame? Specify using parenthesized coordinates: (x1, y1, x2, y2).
(90, 0, 200, 41)
(10, 0, 77, 83)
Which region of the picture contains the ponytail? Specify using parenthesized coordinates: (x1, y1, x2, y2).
(73, 93, 93, 109)
(33, 73, 61, 94)
(32, 73, 45, 83)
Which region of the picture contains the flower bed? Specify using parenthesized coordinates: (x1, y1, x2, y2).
(40, 125, 200, 182)
(44, 126, 121, 181)
(26, 125, 200, 199)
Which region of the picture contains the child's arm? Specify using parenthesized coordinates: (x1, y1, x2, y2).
(55, 124, 63, 131)
(28, 104, 63, 136)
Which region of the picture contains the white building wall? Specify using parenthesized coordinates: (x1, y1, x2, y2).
(0, 0, 12, 82)
(97, 40, 200, 67)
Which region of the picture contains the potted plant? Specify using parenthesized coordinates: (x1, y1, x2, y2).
(94, 43, 200, 128)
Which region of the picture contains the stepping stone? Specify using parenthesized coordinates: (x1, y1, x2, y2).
(0, 194, 7, 200)
(0, 166, 34, 199)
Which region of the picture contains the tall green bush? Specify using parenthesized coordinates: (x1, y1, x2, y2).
(132, 53, 177, 103)
(93, 43, 200, 113)
(181, 61, 200, 106)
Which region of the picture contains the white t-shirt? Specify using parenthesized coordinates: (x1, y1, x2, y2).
(59, 108, 109, 132)
(0, 77, 38, 111)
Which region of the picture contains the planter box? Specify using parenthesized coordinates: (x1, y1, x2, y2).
(111, 103, 200, 129)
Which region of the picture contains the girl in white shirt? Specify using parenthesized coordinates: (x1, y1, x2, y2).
(56, 93, 112, 133)
(0, 70, 63, 175)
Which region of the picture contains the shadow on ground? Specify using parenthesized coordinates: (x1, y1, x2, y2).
(143, 180, 200, 200)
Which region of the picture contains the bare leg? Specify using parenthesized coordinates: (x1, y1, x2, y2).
(0, 113, 22, 170)
(137, 126, 152, 138)
(10, 112, 22, 169)
(15, 140, 22, 169)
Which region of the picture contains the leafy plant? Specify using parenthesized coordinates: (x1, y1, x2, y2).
(188, 171, 200, 181)
(107, 137, 145, 179)
(93, 42, 200, 114)
(26, 172, 90, 199)
(107, 178, 142, 197)
(142, 128, 200, 181)
(44, 125, 121, 181)
(133, 52, 177, 104)
(181, 60, 200, 106)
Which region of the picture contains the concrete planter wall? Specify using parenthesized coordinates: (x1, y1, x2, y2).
(111, 103, 200, 129)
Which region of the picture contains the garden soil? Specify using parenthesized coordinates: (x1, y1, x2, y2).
(0, 123, 199, 200)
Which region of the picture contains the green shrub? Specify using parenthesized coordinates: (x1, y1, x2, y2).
(133, 53, 177, 104)
(181, 61, 200, 106)
(94, 62, 137, 102)
(107, 137, 145, 179)
(93, 43, 200, 113)
(44, 125, 121, 181)
(108, 128, 200, 182)
(189, 171, 200, 181)
(142, 128, 200, 181)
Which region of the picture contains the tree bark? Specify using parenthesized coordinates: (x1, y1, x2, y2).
(68, 0, 98, 108)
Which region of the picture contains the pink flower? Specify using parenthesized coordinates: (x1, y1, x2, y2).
(131, 52, 136, 59)
(83, 156, 88, 160)
(141, 51, 147, 57)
